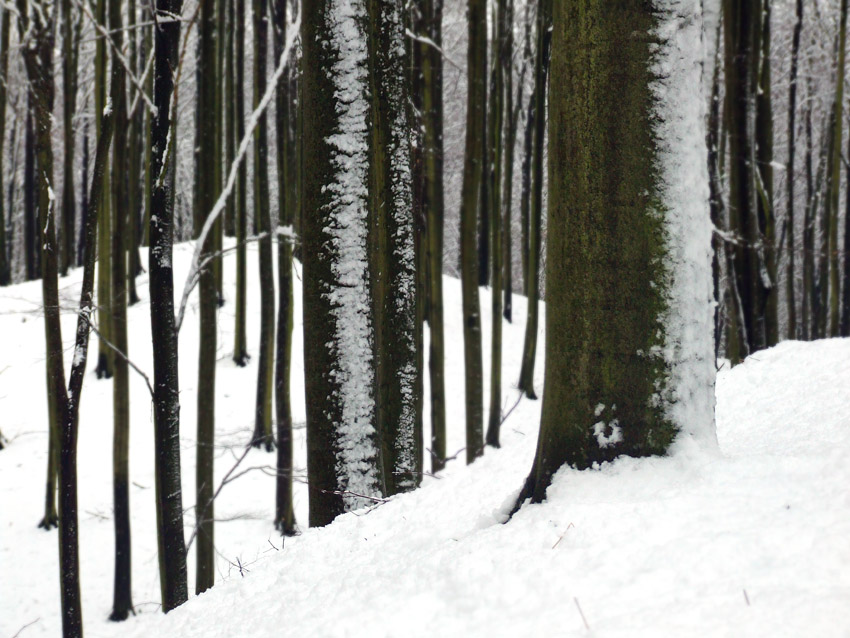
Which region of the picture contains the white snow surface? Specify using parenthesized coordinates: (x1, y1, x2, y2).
(2, 242, 849, 637)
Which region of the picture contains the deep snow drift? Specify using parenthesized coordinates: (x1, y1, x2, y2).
(1, 243, 849, 637)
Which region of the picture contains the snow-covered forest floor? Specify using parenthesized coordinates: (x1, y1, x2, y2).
(1, 242, 849, 637)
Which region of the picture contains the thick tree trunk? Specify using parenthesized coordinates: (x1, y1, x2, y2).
(149, 0, 189, 611)
(517, 0, 552, 400)
(368, 0, 419, 495)
(302, 0, 384, 526)
(515, 0, 714, 509)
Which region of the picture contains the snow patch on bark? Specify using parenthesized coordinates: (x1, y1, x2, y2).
(651, 0, 717, 449)
(323, 0, 382, 508)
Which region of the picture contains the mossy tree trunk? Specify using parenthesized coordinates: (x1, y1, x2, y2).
(517, 0, 552, 399)
(515, 0, 714, 510)
(250, 0, 276, 452)
(108, 0, 133, 619)
(459, 0, 487, 464)
(149, 0, 189, 611)
(301, 0, 384, 526)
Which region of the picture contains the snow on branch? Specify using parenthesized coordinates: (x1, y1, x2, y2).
(175, 8, 301, 333)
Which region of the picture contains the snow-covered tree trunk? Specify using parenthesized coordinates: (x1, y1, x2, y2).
(367, 0, 419, 495)
(515, 0, 716, 506)
(302, 0, 384, 525)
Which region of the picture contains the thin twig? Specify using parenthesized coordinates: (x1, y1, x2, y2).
(86, 322, 154, 396)
(574, 597, 590, 630)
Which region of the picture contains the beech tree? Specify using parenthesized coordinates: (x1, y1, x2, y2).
(149, 0, 189, 611)
(515, 0, 715, 506)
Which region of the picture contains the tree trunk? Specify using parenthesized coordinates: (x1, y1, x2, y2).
(233, 0, 249, 365)
(459, 0, 487, 464)
(272, 0, 296, 535)
(94, 0, 113, 380)
(515, 0, 714, 509)
(24, 97, 36, 281)
(0, 8, 8, 286)
(517, 0, 552, 400)
(149, 0, 189, 611)
(827, 0, 848, 336)
(786, 0, 803, 340)
(108, 0, 133, 618)
(485, 0, 507, 448)
(302, 0, 384, 525)
(423, 0, 446, 473)
(250, 0, 276, 451)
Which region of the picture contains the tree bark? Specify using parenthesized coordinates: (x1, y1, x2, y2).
(149, 0, 189, 611)
(232, 0, 249, 365)
(515, 0, 714, 509)
(786, 0, 803, 340)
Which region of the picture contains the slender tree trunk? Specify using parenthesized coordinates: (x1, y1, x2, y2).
(0, 8, 8, 286)
(459, 0, 487, 464)
(423, 0, 446, 473)
(250, 0, 276, 451)
(60, 0, 76, 277)
(502, 0, 519, 324)
(802, 75, 814, 340)
(24, 97, 36, 281)
(486, 0, 507, 448)
(515, 0, 714, 510)
(107, 0, 133, 619)
(842, 108, 850, 335)
(519, 3, 532, 297)
(225, 0, 236, 239)
(827, 0, 848, 337)
(517, 0, 552, 399)
(786, 0, 803, 340)
(149, 0, 189, 610)
(194, 0, 218, 595)
(708, 16, 726, 360)
(77, 122, 89, 267)
(302, 0, 384, 525)
(272, 0, 296, 535)
(127, 0, 142, 305)
(233, 0, 249, 365)
(94, 0, 113, 379)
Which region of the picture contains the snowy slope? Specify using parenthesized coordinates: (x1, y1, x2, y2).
(2, 243, 850, 637)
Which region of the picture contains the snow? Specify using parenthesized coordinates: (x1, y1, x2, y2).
(651, 0, 717, 449)
(321, 0, 382, 507)
(1, 239, 848, 637)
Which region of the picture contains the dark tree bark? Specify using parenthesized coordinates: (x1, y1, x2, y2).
(485, 0, 507, 448)
(514, 0, 713, 510)
(272, 0, 296, 535)
(786, 0, 803, 339)
(232, 0, 249, 365)
(94, 0, 113, 380)
(24, 96, 36, 281)
(302, 0, 384, 526)
(368, 0, 420, 495)
(194, 0, 218, 595)
(108, 0, 133, 619)
(0, 8, 8, 286)
(250, 0, 276, 452)
(459, 0, 487, 463)
(423, 0, 446, 473)
(127, 0, 143, 305)
(517, 0, 552, 400)
(149, 0, 189, 611)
